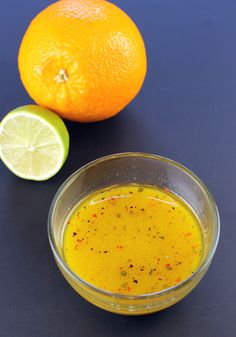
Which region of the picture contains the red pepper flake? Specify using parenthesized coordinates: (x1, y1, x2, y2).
(127, 287, 131, 292)
(165, 263, 173, 270)
(186, 232, 192, 237)
(117, 245, 123, 249)
(92, 213, 97, 218)
(67, 221, 71, 224)
(110, 197, 117, 204)
(163, 187, 169, 192)
(175, 277, 181, 283)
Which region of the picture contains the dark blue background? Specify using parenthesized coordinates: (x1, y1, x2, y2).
(0, 1, 236, 336)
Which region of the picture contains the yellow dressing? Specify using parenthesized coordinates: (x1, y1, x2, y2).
(63, 184, 203, 295)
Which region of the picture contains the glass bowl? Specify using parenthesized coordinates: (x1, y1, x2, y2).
(48, 152, 220, 315)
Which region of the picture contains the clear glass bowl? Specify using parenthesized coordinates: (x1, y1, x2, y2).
(48, 153, 220, 315)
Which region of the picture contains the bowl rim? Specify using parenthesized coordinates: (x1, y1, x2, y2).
(48, 152, 220, 300)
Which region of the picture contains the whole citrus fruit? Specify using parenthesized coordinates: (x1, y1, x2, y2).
(18, 0, 147, 122)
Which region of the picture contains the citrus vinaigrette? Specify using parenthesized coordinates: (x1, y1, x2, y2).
(63, 184, 203, 295)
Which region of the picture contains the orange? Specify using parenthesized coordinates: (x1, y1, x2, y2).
(18, 0, 147, 122)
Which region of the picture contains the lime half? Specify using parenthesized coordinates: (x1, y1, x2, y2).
(0, 105, 69, 181)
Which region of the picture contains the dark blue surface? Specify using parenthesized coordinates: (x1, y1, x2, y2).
(0, 1, 236, 336)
